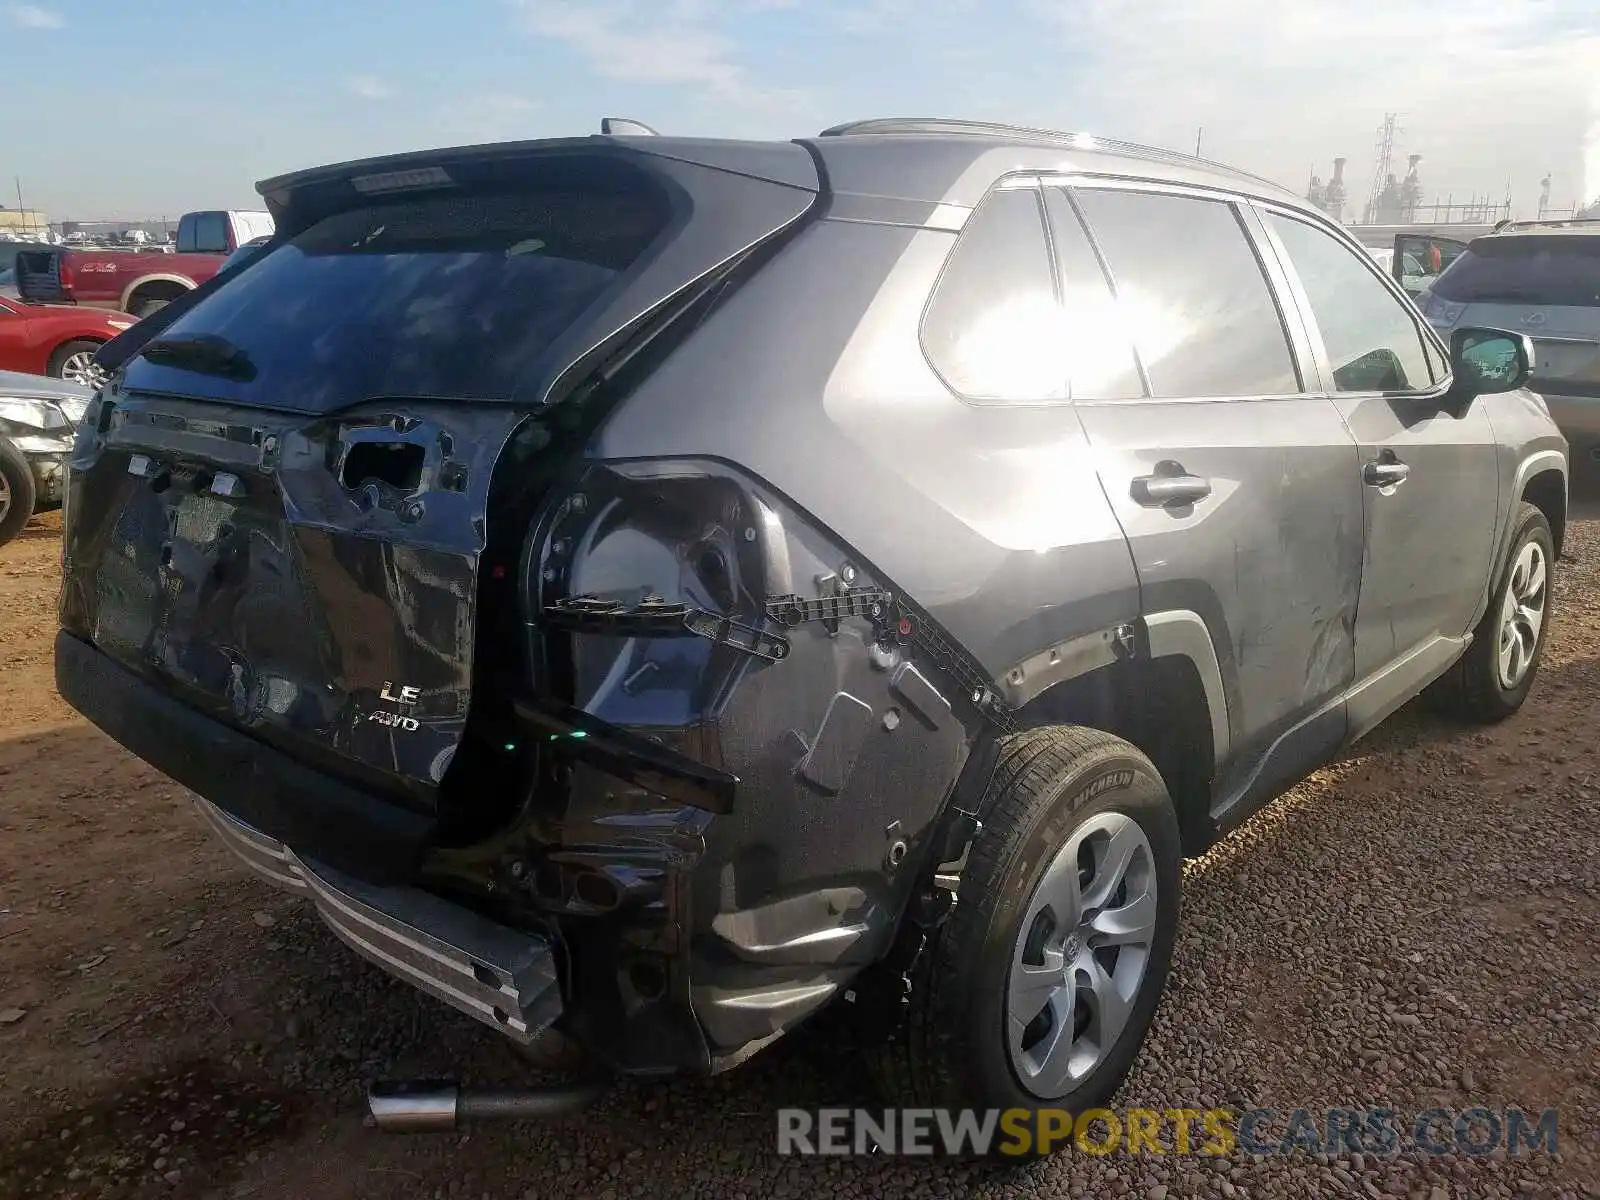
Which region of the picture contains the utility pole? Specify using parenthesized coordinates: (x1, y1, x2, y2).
(1194, 127, 1203, 157)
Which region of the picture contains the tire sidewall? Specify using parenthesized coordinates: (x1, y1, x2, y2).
(0, 436, 37, 544)
(958, 749, 1182, 1113)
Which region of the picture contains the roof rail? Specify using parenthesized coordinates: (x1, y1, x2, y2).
(816, 117, 1286, 192)
(1496, 216, 1600, 232)
(600, 117, 659, 136)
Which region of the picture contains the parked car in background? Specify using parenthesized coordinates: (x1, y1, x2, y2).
(55, 118, 1567, 1153)
(13, 209, 274, 317)
(0, 294, 134, 387)
(0, 266, 18, 301)
(1350, 226, 1485, 297)
(1414, 221, 1600, 460)
(0, 369, 92, 545)
(221, 235, 272, 273)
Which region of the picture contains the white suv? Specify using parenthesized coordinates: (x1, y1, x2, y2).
(1415, 223, 1600, 460)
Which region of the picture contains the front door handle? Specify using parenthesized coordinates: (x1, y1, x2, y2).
(1131, 469, 1212, 508)
(1363, 458, 1411, 488)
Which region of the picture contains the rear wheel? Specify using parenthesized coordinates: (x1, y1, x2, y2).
(0, 437, 37, 546)
(47, 339, 108, 389)
(869, 726, 1182, 1159)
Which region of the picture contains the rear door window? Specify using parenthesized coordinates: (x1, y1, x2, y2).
(126, 184, 672, 411)
(1265, 212, 1437, 392)
(1432, 235, 1600, 308)
(1040, 188, 1145, 400)
(1071, 188, 1301, 399)
(921, 184, 1067, 402)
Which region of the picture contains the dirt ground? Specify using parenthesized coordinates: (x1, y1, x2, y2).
(1, 502, 1597, 1200)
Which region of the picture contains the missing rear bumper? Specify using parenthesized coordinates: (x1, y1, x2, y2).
(194, 798, 562, 1044)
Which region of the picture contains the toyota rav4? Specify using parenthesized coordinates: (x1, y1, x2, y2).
(55, 117, 1567, 1149)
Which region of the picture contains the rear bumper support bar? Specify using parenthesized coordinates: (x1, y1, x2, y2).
(194, 797, 562, 1045)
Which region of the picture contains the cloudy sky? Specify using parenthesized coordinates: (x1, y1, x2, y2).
(9, 0, 1600, 221)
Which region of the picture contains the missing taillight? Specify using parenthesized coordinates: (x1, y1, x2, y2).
(342, 441, 425, 492)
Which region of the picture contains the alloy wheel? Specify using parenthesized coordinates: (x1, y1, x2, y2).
(1496, 539, 1548, 691)
(59, 351, 108, 390)
(1007, 810, 1158, 1099)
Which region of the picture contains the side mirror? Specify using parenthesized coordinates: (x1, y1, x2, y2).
(1450, 327, 1534, 398)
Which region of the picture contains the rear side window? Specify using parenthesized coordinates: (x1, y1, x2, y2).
(1072, 189, 1300, 399)
(130, 184, 671, 409)
(1432, 236, 1600, 308)
(1265, 212, 1436, 392)
(921, 185, 1066, 402)
(178, 212, 231, 254)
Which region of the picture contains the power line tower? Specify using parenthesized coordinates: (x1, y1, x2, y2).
(1362, 113, 1401, 224)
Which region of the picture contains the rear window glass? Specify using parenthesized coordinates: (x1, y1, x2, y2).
(127, 185, 670, 409)
(178, 212, 231, 254)
(1432, 236, 1600, 307)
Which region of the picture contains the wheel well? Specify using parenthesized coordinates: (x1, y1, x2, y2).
(1522, 468, 1566, 559)
(126, 279, 191, 309)
(1017, 655, 1215, 856)
(50, 335, 106, 356)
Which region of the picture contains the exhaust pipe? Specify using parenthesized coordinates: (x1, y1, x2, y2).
(366, 1077, 611, 1132)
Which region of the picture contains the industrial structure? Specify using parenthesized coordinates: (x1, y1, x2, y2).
(1307, 113, 1521, 231)
(1305, 158, 1348, 222)
(0, 207, 50, 239)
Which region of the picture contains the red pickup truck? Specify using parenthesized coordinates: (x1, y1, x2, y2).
(14, 209, 275, 317)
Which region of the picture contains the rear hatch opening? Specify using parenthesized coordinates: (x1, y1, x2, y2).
(63, 137, 822, 872)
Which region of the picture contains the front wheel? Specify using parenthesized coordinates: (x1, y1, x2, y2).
(47, 339, 109, 390)
(1434, 501, 1554, 723)
(869, 726, 1182, 1158)
(0, 437, 37, 546)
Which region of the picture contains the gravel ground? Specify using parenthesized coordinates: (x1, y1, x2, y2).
(0, 500, 1597, 1200)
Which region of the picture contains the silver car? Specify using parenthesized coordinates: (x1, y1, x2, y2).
(55, 117, 1567, 1152)
(0, 369, 94, 545)
(1413, 222, 1600, 461)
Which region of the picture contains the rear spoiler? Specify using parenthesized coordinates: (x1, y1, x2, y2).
(98, 138, 823, 409)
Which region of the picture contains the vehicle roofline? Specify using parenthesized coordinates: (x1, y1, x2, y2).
(252, 126, 1306, 213)
(815, 116, 1294, 195)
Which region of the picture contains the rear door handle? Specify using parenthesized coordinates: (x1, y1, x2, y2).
(1363, 459, 1411, 488)
(1131, 471, 1212, 508)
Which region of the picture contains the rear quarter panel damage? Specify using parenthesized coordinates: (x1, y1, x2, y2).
(588, 215, 1147, 1054)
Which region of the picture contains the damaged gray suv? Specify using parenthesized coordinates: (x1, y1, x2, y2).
(56, 117, 1567, 1147)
